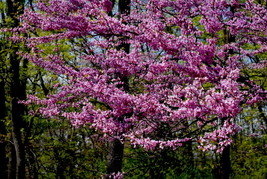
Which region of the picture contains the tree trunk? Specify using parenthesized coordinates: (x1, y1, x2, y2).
(6, 0, 27, 178)
(219, 145, 231, 179)
(10, 56, 26, 179)
(185, 140, 194, 167)
(106, 138, 124, 175)
(8, 145, 17, 179)
(0, 80, 8, 179)
(118, 0, 131, 15)
(218, 5, 236, 178)
(106, 0, 131, 177)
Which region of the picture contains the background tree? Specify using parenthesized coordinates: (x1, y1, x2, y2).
(0, 0, 28, 178)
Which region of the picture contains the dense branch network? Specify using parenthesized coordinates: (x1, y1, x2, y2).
(18, 0, 267, 152)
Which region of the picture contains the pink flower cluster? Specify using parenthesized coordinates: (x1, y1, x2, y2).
(19, 0, 267, 152)
(198, 120, 241, 153)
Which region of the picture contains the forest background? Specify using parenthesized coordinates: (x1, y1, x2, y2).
(0, 0, 266, 178)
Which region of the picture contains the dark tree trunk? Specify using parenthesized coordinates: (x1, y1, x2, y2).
(106, 138, 124, 175)
(219, 145, 231, 179)
(27, 148, 39, 179)
(119, 0, 131, 15)
(10, 54, 27, 179)
(218, 5, 236, 178)
(185, 140, 194, 167)
(106, 1, 131, 177)
(0, 80, 8, 179)
(8, 145, 17, 179)
(6, 0, 27, 178)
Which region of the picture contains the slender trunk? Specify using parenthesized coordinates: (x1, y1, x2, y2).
(6, 0, 27, 178)
(218, 5, 236, 178)
(0, 80, 8, 179)
(8, 145, 17, 179)
(183, 120, 194, 168)
(219, 145, 231, 179)
(185, 141, 194, 167)
(218, 119, 232, 179)
(10, 57, 26, 179)
(0, 0, 8, 177)
(27, 148, 39, 179)
(106, 0, 131, 177)
(106, 138, 124, 174)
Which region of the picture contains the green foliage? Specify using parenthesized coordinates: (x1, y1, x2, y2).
(122, 144, 216, 179)
(25, 115, 108, 178)
(0, 1, 5, 11)
(231, 134, 267, 179)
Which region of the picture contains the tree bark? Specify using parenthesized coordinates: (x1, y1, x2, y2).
(8, 145, 17, 179)
(9, 51, 27, 179)
(106, 138, 124, 175)
(219, 145, 231, 179)
(0, 79, 8, 179)
(118, 0, 131, 15)
(218, 6, 236, 178)
(6, 0, 27, 178)
(106, 0, 131, 177)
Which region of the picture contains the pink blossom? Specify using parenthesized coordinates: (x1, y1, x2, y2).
(18, 0, 267, 152)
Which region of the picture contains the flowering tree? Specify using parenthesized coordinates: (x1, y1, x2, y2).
(18, 0, 266, 177)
